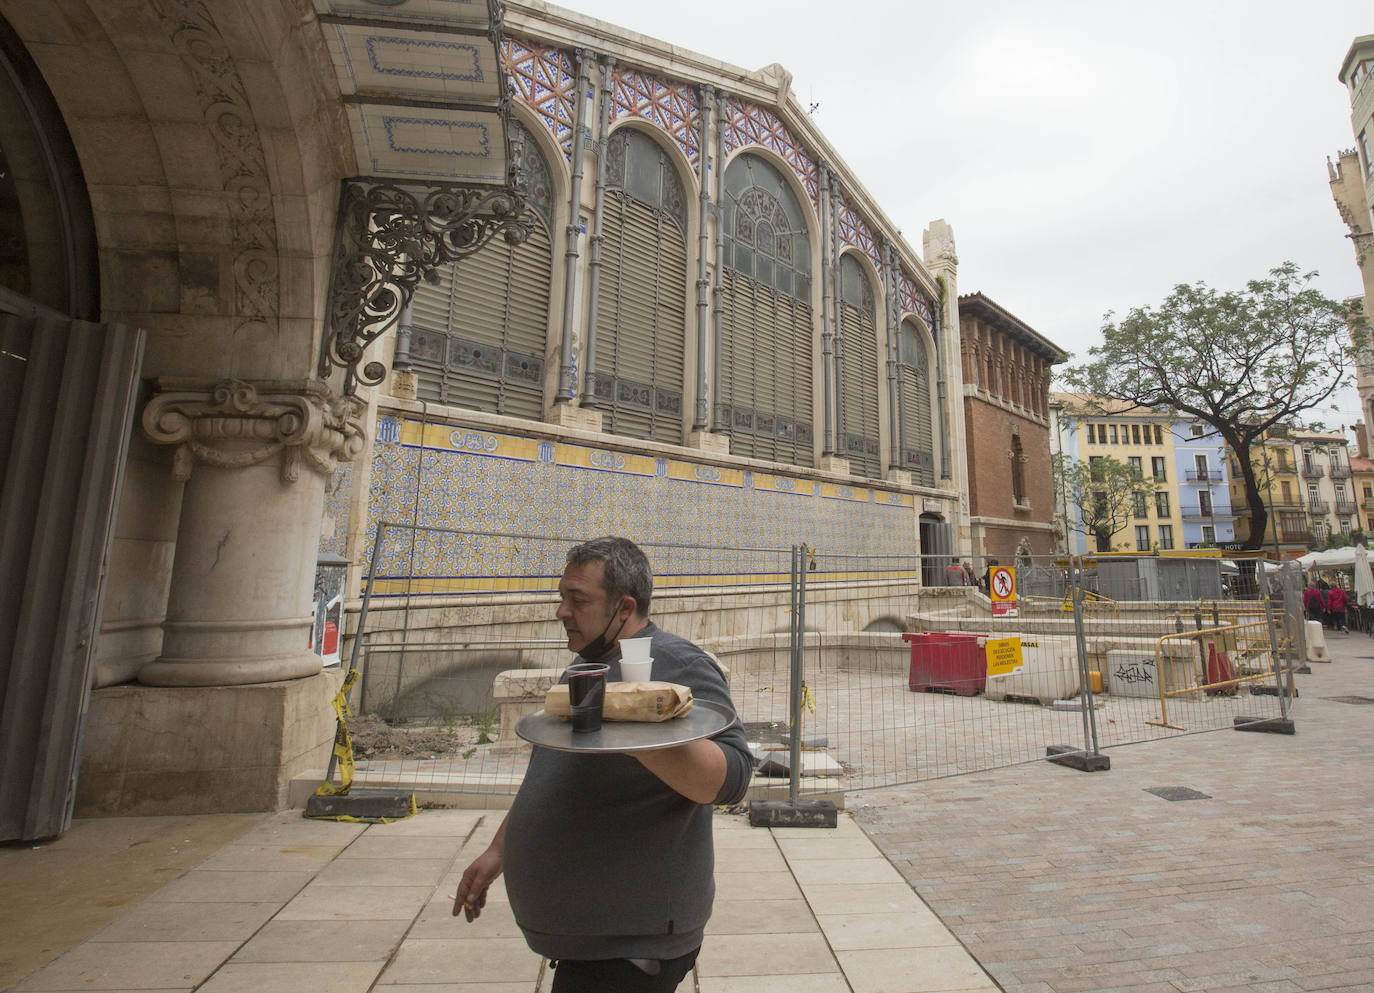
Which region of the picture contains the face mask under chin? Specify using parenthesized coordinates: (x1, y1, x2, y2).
(576, 609, 631, 662)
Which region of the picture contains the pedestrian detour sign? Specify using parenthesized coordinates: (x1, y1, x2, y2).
(985, 636, 1024, 678)
(989, 565, 1018, 616)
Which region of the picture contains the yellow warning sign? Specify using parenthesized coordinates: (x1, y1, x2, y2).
(985, 636, 1024, 677)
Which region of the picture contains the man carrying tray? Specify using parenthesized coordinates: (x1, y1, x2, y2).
(454, 535, 753, 992)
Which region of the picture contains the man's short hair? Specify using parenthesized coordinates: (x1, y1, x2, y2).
(566, 536, 653, 617)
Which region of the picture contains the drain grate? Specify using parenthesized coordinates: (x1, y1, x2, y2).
(1322, 695, 1374, 705)
(1146, 786, 1212, 802)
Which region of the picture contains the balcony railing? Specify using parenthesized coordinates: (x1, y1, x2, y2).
(1184, 469, 1216, 483)
(1308, 499, 1330, 514)
(1300, 463, 1325, 478)
(1330, 464, 1352, 480)
(1334, 499, 1357, 515)
(1363, 496, 1374, 510)
(1180, 505, 1235, 521)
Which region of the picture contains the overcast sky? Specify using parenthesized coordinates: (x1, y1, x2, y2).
(562, 0, 1371, 428)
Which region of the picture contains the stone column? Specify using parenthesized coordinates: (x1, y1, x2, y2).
(138, 379, 366, 687)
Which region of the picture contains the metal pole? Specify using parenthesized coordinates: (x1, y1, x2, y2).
(788, 545, 803, 806)
(1067, 552, 1100, 756)
(579, 56, 614, 406)
(554, 49, 591, 403)
(1262, 591, 1291, 722)
(818, 164, 834, 457)
(709, 90, 727, 435)
(325, 520, 389, 786)
(691, 84, 713, 431)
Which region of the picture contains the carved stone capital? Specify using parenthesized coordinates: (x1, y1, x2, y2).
(142, 379, 367, 483)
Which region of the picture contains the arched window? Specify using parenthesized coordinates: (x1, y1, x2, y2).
(407, 119, 555, 418)
(718, 153, 813, 467)
(588, 127, 688, 444)
(899, 318, 935, 485)
(837, 254, 879, 478)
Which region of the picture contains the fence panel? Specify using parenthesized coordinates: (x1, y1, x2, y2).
(331, 533, 1300, 802)
(341, 524, 797, 798)
(807, 551, 1298, 793)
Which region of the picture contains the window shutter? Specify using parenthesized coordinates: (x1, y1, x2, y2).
(840, 302, 880, 477)
(900, 325, 934, 485)
(595, 194, 687, 444)
(719, 270, 813, 467)
(717, 153, 813, 469)
(407, 222, 552, 419)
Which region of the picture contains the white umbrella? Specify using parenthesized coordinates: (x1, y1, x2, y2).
(1354, 544, 1374, 607)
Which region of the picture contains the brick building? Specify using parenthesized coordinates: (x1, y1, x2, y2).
(958, 293, 1067, 560)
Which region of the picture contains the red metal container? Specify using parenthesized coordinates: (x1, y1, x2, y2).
(903, 631, 986, 696)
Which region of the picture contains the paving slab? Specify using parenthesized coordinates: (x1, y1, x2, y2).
(231, 919, 410, 962)
(197, 961, 385, 993)
(11, 940, 241, 992)
(90, 901, 280, 943)
(146, 869, 313, 904)
(380, 936, 541, 984)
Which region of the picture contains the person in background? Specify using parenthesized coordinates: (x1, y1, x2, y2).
(1303, 582, 1325, 625)
(944, 558, 969, 586)
(453, 536, 752, 993)
(1326, 582, 1349, 633)
(981, 559, 999, 595)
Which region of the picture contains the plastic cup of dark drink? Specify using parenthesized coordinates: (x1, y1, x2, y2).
(566, 662, 610, 733)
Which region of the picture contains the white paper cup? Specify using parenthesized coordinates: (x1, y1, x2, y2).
(619, 657, 653, 682)
(620, 637, 653, 662)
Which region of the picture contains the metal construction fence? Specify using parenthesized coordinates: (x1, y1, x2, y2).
(329, 524, 1303, 801)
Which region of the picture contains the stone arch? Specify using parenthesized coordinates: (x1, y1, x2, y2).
(0, 13, 98, 319)
(4, 2, 352, 378)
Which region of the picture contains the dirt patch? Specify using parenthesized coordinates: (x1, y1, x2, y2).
(347, 713, 490, 759)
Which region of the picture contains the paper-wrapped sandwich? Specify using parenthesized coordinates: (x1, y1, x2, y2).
(544, 681, 693, 722)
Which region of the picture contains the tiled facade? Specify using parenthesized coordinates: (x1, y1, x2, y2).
(362, 416, 917, 594)
(331, 13, 968, 596)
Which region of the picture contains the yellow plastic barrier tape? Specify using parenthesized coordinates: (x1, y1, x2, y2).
(315, 669, 360, 798)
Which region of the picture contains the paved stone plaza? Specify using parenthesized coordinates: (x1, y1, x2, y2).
(854, 631, 1374, 993)
(3, 635, 1369, 993)
(2, 809, 996, 993)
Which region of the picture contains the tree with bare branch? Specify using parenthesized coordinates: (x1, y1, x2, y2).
(1062, 264, 1367, 551)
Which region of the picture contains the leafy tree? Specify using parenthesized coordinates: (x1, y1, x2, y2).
(1052, 452, 1153, 552)
(1063, 264, 1367, 550)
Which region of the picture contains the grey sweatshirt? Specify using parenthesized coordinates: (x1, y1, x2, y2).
(502, 621, 752, 961)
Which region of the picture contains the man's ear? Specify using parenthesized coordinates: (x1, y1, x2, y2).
(618, 595, 637, 621)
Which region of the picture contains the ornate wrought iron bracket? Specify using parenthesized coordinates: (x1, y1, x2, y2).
(319, 179, 534, 395)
